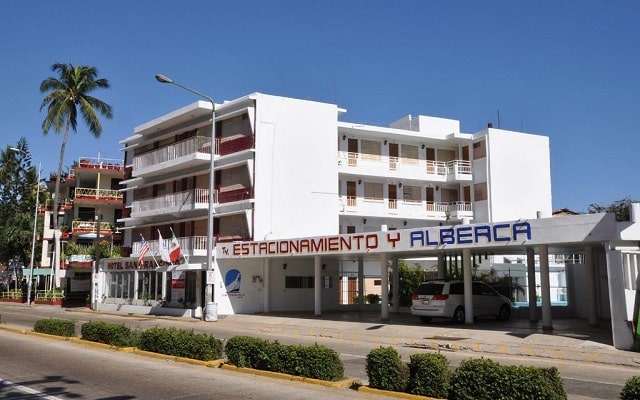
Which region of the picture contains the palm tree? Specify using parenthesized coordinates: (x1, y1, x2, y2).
(40, 63, 113, 230)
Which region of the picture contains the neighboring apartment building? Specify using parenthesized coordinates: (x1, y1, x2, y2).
(38, 156, 124, 301)
(108, 93, 551, 317)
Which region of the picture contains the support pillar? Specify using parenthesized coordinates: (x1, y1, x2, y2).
(357, 258, 364, 306)
(380, 252, 389, 320)
(437, 253, 446, 279)
(605, 243, 634, 349)
(526, 247, 538, 323)
(539, 244, 553, 330)
(314, 255, 322, 316)
(392, 258, 399, 313)
(462, 248, 473, 324)
(263, 258, 270, 313)
(585, 247, 598, 326)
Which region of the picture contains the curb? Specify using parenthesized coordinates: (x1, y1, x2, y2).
(358, 386, 443, 400)
(220, 364, 357, 388)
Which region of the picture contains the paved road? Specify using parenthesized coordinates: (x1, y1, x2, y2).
(1, 303, 639, 399)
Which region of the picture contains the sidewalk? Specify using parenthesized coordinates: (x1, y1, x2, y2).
(2, 303, 640, 368)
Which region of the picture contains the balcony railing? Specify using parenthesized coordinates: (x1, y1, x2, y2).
(133, 136, 211, 171)
(71, 220, 113, 234)
(132, 234, 251, 258)
(338, 151, 472, 182)
(217, 135, 254, 156)
(74, 187, 123, 202)
(341, 195, 472, 220)
(77, 157, 124, 172)
(131, 188, 212, 215)
(218, 187, 253, 203)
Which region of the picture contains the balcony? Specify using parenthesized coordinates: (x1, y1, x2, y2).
(132, 136, 211, 177)
(338, 152, 472, 182)
(71, 220, 113, 236)
(73, 187, 123, 205)
(77, 157, 124, 172)
(131, 188, 212, 218)
(217, 135, 254, 156)
(341, 196, 472, 221)
(132, 234, 250, 260)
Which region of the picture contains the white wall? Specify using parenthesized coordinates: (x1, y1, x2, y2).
(253, 94, 339, 240)
(483, 128, 552, 222)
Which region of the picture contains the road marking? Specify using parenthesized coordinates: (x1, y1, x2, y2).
(0, 378, 65, 400)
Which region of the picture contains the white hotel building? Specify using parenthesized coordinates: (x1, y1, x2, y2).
(106, 93, 640, 350)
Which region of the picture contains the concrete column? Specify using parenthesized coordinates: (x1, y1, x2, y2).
(585, 247, 598, 326)
(462, 248, 473, 324)
(380, 252, 389, 320)
(526, 247, 538, 322)
(539, 244, 552, 330)
(263, 258, 270, 313)
(54, 230, 61, 288)
(605, 244, 634, 349)
(133, 271, 139, 300)
(392, 258, 399, 313)
(357, 258, 364, 306)
(437, 253, 446, 278)
(161, 271, 167, 301)
(314, 255, 322, 316)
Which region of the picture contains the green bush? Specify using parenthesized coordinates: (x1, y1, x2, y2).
(81, 321, 138, 347)
(365, 346, 408, 392)
(407, 353, 450, 398)
(33, 318, 76, 337)
(224, 336, 345, 381)
(292, 344, 344, 381)
(620, 375, 640, 400)
(224, 335, 271, 369)
(449, 358, 567, 400)
(138, 327, 223, 361)
(449, 358, 502, 400)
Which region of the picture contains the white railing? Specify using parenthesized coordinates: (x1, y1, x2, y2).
(340, 195, 472, 220)
(446, 160, 472, 176)
(131, 188, 211, 214)
(133, 136, 211, 171)
(133, 236, 208, 256)
(338, 151, 471, 181)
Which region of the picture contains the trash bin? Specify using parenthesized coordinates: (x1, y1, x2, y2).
(204, 302, 218, 322)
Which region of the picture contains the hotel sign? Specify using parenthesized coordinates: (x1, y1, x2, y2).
(217, 221, 532, 259)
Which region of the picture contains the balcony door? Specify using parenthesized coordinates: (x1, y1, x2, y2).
(388, 184, 397, 210)
(426, 187, 435, 211)
(346, 181, 356, 207)
(388, 143, 398, 170)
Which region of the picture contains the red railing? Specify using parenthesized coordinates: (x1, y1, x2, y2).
(217, 136, 254, 156)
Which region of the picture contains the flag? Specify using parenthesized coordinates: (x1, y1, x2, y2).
(169, 227, 181, 263)
(138, 235, 150, 266)
(158, 230, 171, 263)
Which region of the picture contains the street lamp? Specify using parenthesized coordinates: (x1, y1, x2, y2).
(155, 74, 217, 321)
(10, 147, 40, 306)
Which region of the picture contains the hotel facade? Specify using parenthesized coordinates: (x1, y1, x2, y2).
(102, 93, 640, 350)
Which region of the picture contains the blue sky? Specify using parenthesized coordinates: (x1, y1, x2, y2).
(1, 1, 638, 212)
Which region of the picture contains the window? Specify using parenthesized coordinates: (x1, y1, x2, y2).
(403, 185, 421, 203)
(361, 140, 381, 161)
(473, 140, 486, 159)
(474, 182, 488, 201)
(400, 144, 418, 164)
(285, 276, 314, 289)
(364, 182, 384, 201)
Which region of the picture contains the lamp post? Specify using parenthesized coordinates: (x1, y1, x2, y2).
(10, 148, 40, 306)
(155, 74, 217, 321)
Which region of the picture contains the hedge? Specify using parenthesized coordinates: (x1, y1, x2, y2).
(33, 319, 76, 337)
(81, 321, 138, 347)
(138, 327, 223, 361)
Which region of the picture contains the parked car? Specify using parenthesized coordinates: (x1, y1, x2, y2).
(411, 280, 512, 324)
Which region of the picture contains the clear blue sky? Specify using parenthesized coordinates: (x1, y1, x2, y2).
(1, 1, 638, 213)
